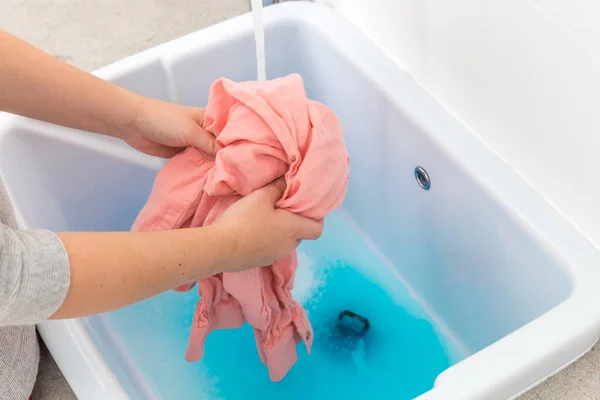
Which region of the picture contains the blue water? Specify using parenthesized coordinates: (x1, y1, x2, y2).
(99, 210, 462, 399)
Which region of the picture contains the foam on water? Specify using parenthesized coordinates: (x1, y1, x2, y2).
(100, 210, 463, 399)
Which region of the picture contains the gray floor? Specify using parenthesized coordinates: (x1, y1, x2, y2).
(0, 0, 599, 399)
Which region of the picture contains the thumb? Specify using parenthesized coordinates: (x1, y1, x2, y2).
(188, 126, 219, 155)
(288, 214, 324, 240)
(258, 178, 287, 205)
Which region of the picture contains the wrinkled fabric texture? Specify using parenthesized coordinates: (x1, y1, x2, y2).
(132, 73, 349, 381)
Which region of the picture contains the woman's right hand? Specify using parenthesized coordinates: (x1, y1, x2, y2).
(214, 179, 324, 273)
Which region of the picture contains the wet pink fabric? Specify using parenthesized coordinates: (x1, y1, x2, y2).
(132, 73, 349, 381)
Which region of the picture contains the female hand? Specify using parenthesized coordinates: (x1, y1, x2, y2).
(54, 178, 323, 318)
(214, 178, 324, 273)
(0, 30, 218, 159)
(122, 97, 219, 158)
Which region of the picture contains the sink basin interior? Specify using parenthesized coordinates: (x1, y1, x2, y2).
(94, 211, 463, 399)
(0, 9, 574, 400)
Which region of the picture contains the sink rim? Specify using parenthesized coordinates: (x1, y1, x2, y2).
(0, 2, 598, 400)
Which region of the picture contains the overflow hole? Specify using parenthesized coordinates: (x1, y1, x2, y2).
(414, 166, 431, 190)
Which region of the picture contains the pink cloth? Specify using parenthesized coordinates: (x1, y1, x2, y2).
(132, 74, 349, 381)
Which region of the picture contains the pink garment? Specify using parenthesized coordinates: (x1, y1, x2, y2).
(132, 74, 349, 381)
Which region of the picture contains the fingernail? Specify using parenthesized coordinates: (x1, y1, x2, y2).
(209, 138, 222, 154)
(273, 177, 287, 192)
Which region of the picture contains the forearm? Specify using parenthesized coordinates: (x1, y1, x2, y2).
(0, 29, 138, 138)
(52, 227, 231, 319)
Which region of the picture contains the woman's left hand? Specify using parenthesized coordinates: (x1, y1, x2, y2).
(122, 97, 219, 158)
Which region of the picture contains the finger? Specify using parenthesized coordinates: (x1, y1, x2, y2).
(288, 214, 324, 240)
(187, 126, 219, 155)
(257, 178, 287, 205)
(148, 145, 184, 159)
(186, 106, 206, 124)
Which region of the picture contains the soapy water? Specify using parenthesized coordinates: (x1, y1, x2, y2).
(100, 210, 463, 399)
(250, 0, 266, 80)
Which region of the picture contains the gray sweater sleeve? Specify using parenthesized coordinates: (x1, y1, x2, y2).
(0, 223, 70, 326)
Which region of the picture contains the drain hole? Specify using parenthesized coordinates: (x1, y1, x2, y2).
(414, 166, 430, 190)
(338, 310, 370, 336)
(323, 310, 370, 358)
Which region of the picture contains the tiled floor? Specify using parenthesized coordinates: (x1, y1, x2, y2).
(1, 0, 598, 399)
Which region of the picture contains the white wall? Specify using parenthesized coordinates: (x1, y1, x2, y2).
(317, 0, 600, 246)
